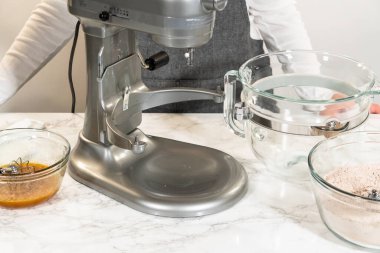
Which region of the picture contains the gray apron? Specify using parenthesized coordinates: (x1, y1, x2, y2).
(138, 0, 264, 113)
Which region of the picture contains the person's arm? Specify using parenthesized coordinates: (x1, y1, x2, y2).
(0, 0, 77, 105)
(246, 0, 380, 114)
(245, 0, 312, 51)
(246, 0, 337, 110)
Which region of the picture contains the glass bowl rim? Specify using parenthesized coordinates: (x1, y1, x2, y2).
(238, 49, 377, 105)
(0, 128, 71, 181)
(308, 130, 380, 203)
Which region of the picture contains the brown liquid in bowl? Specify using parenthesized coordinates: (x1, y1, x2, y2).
(0, 162, 63, 208)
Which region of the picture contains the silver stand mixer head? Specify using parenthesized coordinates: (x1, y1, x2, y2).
(67, 0, 247, 217)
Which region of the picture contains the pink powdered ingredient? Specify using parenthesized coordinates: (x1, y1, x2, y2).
(325, 165, 380, 198)
(317, 165, 380, 248)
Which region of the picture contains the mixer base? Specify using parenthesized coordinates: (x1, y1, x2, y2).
(68, 132, 247, 217)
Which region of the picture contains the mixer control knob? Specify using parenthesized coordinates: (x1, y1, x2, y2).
(202, 0, 228, 12)
(99, 11, 110, 21)
(145, 51, 170, 71)
(132, 136, 147, 154)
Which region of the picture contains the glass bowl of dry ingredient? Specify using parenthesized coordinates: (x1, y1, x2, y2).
(308, 131, 380, 249)
(0, 129, 70, 208)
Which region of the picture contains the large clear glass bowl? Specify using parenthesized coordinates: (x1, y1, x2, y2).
(308, 131, 380, 249)
(246, 121, 326, 179)
(224, 50, 378, 179)
(0, 129, 70, 208)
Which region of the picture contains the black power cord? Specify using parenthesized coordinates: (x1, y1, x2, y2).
(68, 21, 81, 113)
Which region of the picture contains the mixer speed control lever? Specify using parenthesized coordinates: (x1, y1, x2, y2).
(145, 51, 169, 71)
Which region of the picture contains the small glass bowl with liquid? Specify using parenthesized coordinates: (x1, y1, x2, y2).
(0, 129, 70, 208)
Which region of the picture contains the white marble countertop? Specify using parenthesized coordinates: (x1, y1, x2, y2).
(0, 113, 379, 253)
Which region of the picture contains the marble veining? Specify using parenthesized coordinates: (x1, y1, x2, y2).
(0, 113, 379, 253)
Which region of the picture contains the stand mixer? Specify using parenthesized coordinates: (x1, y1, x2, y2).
(68, 0, 247, 217)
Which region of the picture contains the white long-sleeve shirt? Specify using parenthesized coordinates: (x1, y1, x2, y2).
(0, 0, 312, 104)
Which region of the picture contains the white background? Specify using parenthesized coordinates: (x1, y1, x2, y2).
(0, 0, 379, 112)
